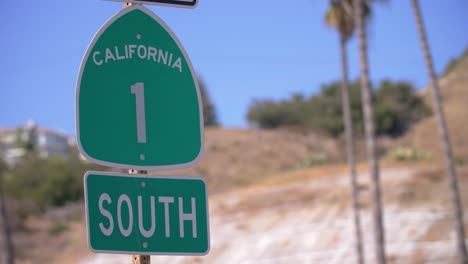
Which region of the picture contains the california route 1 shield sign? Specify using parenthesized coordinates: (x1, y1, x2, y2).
(76, 5, 203, 170)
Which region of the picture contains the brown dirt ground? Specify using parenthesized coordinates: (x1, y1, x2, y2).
(399, 54, 468, 165)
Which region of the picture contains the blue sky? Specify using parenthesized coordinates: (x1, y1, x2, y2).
(0, 0, 467, 136)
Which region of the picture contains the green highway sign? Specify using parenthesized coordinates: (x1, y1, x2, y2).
(76, 5, 203, 170)
(84, 171, 210, 255)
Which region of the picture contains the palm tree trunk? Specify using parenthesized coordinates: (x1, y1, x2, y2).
(339, 31, 365, 264)
(0, 173, 14, 264)
(411, 1, 467, 263)
(353, 0, 386, 263)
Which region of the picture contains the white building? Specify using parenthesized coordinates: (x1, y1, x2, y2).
(0, 121, 73, 167)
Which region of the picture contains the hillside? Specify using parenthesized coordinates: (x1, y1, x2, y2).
(148, 128, 340, 193)
(4, 49, 468, 264)
(400, 49, 468, 164)
(4, 128, 341, 264)
(19, 164, 468, 263)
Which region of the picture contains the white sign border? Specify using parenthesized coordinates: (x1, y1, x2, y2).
(75, 5, 205, 171)
(83, 170, 211, 256)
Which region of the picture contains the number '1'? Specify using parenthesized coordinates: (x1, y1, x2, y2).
(131, 82, 146, 143)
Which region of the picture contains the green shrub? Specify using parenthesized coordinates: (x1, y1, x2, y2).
(48, 221, 68, 236)
(300, 152, 329, 167)
(247, 80, 431, 138)
(389, 147, 431, 161)
(455, 157, 467, 166)
(4, 151, 102, 213)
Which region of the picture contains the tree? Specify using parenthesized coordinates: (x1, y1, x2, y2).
(325, 1, 365, 262)
(441, 47, 468, 77)
(374, 80, 431, 136)
(0, 159, 14, 264)
(308, 83, 359, 136)
(353, 0, 386, 263)
(247, 98, 304, 129)
(410, 1, 467, 262)
(5, 147, 103, 213)
(246, 80, 429, 137)
(197, 78, 219, 127)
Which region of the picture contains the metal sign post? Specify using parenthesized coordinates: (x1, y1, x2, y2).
(124, 5, 149, 261)
(125, 4, 148, 264)
(129, 169, 150, 264)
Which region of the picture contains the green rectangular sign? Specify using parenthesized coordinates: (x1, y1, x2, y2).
(84, 171, 210, 255)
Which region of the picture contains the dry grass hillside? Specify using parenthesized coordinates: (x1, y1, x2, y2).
(149, 128, 340, 193)
(399, 49, 468, 164)
(5, 48, 468, 264)
(28, 164, 468, 264)
(4, 128, 341, 264)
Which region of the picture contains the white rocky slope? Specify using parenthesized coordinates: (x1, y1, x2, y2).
(81, 168, 468, 264)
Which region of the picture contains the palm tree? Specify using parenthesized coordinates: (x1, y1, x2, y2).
(410, 1, 467, 263)
(325, 1, 366, 263)
(0, 160, 14, 264)
(353, 0, 386, 263)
